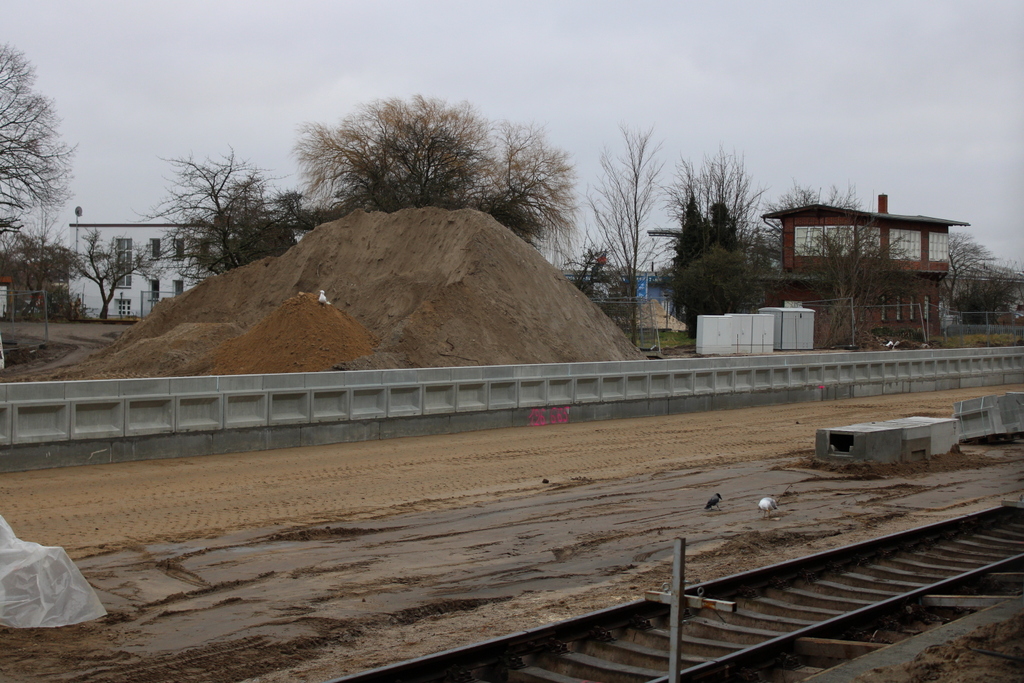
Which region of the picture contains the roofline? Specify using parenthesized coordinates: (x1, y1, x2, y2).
(68, 223, 179, 228)
(761, 203, 969, 227)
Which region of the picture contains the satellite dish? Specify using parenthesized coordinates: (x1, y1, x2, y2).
(74, 206, 83, 217)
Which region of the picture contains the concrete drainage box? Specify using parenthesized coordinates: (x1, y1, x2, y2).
(815, 417, 958, 463)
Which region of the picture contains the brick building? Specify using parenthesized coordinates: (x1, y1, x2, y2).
(762, 195, 969, 337)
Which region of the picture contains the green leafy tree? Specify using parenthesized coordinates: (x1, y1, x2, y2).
(673, 246, 762, 332)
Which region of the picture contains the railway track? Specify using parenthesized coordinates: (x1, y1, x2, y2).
(325, 505, 1024, 683)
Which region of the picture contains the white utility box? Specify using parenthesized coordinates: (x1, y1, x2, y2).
(758, 307, 815, 350)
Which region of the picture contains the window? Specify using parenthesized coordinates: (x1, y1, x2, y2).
(928, 232, 949, 262)
(889, 228, 922, 260)
(909, 298, 916, 321)
(116, 238, 133, 288)
(924, 295, 931, 322)
(117, 298, 131, 317)
(174, 238, 185, 259)
(149, 279, 160, 301)
(150, 238, 161, 259)
(895, 297, 902, 321)
(794, 225, 875, 256)
(173, 279, 184, 296)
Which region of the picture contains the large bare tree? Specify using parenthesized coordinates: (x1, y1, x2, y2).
(295, 95, 577, 246)
(74, 228, 160, 319)
(587, 125, 664, 341)
(0, 44, 74, 231)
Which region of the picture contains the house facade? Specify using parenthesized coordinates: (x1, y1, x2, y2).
(762, 195, 969, 337)
(68, 223, 189, 319)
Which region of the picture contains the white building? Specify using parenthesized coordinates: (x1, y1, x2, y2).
(68, 222, 190, 318)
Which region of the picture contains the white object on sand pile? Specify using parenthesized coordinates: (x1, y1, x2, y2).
(0, 514, 106, 628)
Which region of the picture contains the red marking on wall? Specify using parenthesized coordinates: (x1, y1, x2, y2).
(528, 406, 570, 426)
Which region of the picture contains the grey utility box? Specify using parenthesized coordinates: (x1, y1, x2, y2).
(758, 307, 815, 350)
(954, 393, 1024, 441)
(815, 417, 959, 464)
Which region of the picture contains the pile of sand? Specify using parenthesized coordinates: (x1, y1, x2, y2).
(60, 208, 642, 378)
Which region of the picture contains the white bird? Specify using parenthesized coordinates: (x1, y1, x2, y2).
(704, 493, 723, 511)
(318, 290, 330, 305)
(759, 497, 778, 519)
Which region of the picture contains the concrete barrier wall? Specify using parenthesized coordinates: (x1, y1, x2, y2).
(1, 347, 1022, 472)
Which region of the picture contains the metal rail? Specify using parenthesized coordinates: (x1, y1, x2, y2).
(323, 506, 1024, 683)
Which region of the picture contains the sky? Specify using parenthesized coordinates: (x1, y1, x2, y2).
(5, 1, 1023, 265)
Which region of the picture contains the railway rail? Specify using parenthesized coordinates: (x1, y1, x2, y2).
(326, 505, 1024, 683)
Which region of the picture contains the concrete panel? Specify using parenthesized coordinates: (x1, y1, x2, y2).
(344, 370, 383, 387)
(574, 377, 600, 402)
(625, 375, 649, 398)
(266, 425, 303, 451)
(118, 378, 171, 396)
(351, 387, 387, 419)
(488, 381, 517, 409)
(450, 409, 513, 433)
(0, 405, 10, 444)
(387, 386, 423, 417)
(211, 428, 267, 455)
(455, 383, 487, 412)
(423, 384, 456, 414)
(300, 420, 380, 447)
(382, 370, 422, 385)
(303, 372, 349, 388)
(216, 375, 264, 392)
(64, 380, 120, 399)
(269, 391, 311, 425)
(175, 396, 220, 432)
(600, 376, 625, 401)
(807, 366, 824, 386)
(714, 371, 735, 392)
(519, 380, 547, 407)
(548, 379, 573, 404)
(262, 374, 307, 390)
(13, 403, 69, 443)
(311, 389, 348, 422)
(71, 401, 124, 439)
(131, 432, 214, 463)
(693, 372, 714, 394)
(8, 382, 66, 402)
(0, 439, 113, 472)
(672, 372, 694, 396)
(649, 373, 671, 397)
(224, 393, 268, 429)
(169, 376, 220, 394)
(667, 394, 713, 415)
(129, 398, 176, 435)
(415, 368, 454, 383)
(380, 415, 452, 439)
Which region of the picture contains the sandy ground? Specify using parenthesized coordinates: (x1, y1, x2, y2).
(0, 384, 1023, 683)
(0, 322, 124, 378)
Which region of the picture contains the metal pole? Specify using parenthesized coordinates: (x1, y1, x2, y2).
(668, 538, 685, 683)
(849, 298, 856, 347)
(43, 290, 48, 343)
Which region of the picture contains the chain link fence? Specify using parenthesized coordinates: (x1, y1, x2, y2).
(591, 297, 662, 353)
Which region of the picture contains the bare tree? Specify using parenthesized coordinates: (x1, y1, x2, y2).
(295, 95, 577, 246)
(75, 228, 160, 319)
(150, 150, 299, 282)
(0, 44, 74, 231)
(587, 125, 664, 342)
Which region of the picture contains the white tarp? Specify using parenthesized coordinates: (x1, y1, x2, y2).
(0, 514, 106, 628)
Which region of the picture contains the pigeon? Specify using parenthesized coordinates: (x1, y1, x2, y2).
(759, 497, 778, 519)
(318, 290, 330, 305)
(704, 493, 723, 511)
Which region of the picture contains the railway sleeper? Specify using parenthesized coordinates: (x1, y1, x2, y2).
(856, 561, 951, 582)
(927, 542, 1009, 562)
(712, 607, 816, 632)
(944, 538, 1023, 556)
(875, 556, 968, 576)
(621, 626, 745, 658)
(529, 650, 662, 683)
(794, 579, 902, 602)
(576, 638, 674, 671)
(830, 570, 926, 591)
(681, 616, 783, 644)
(762, 586, 873, 612)
(736, 596, 841, 621)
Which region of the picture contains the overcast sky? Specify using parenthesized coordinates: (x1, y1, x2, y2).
(6, 1, 1023, 264)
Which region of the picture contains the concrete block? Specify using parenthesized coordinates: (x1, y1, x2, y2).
(0, 384, 6, 401)
(380, 415, 452, 439)
(169, 376, 220, 394)
(574, 377, 600, 402)
(734, 369, 754, 391)
(303, 371, 349, 388)
(262, 374, 307, 390)
(269, 391, 311, 425)
(311, 389, 348, 422)
(350, 387, 387, 419)
(216, 375, 264, 392)
(713, 371, 735, 393)
(387, 386, 423, 417)
(816, 417, 958, 463)
(455, 383, 487, 412)
(266, 425, 303, 451)
(518, 380, 547, 407)
(13, 403, 70, 443)
(300, 420, 379, 447)
(548, 378, 573, 404)
(693, 371, 715, 394)
(8, 382, 66, 402)
(64, 380, 120, 399)
(381, 370, 421, 385)
(224, 393, 268, 429)
(771, 367, 789, 387)
(625, 375, 649, 398)
(128, 397, 176, 435)
(667, 394, 712, 415)
(649, 373, 671, 397)
(488, 381, 517, 409)
(131, 432, 214, 462)
(672, 372, 694, 395)
(450, 409, 513, 432)
(415, 368, 453, 383)
(600, 376, 625, 401)
(344, 370, 383, 387)
(0, 405, 9, 444)
(71, 400, 124, 439)
(118, 378, 171, 396)
(423, 384, 456, 414)
(175, 395, 220, 432)
(211, 428, 267, 455)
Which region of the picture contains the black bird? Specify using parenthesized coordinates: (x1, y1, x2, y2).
(704, 493, 723, 511)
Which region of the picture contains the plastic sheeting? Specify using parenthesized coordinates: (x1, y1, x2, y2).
(0, 514, 106, 628)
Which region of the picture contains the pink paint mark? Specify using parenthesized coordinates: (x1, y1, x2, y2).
(528, 406, 571, 426)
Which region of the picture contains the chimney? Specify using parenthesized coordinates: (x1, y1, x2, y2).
(878, 194, 888, 214)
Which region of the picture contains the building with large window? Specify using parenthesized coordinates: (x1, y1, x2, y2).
(762, 195, 969, 336)
(67, 222, 190, 318)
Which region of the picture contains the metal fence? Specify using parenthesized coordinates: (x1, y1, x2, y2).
(2, 290, 51, 342)
(590, 297, 662, 353)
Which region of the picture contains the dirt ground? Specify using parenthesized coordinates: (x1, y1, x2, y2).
(0, 322, 124, 378)
(0, 385, 1023, 683)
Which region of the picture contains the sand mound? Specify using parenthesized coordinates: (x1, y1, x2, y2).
(208, 293, 377, 375)
(59, 208, 641, 378)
